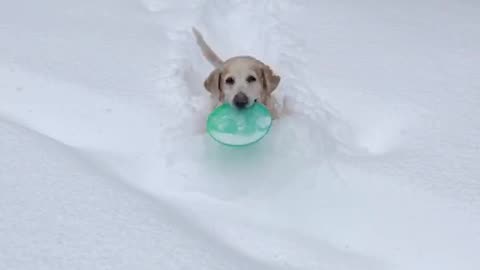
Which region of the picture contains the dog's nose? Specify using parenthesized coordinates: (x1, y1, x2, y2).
(233, 92, 249, 109)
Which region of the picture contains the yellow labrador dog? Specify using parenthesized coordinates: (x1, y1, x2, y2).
(192, 28, 281, 118)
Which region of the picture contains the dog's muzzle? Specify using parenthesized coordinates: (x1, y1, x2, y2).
(233, 92, 249, 109)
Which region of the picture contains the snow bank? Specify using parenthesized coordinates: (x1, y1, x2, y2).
(0, 119, 283, 270)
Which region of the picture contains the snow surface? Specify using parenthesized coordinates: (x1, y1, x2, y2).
(1, 0, 480, 269)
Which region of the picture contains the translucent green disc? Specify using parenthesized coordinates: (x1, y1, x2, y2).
(206, 103, 272, 147)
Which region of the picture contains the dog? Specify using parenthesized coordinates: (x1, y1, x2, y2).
(192, 27, 281, 119)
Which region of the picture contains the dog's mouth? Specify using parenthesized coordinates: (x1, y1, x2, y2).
(233, 100, 257, 110)
(233, 103, 251, 110)
(229, 93, 261, 109)
(232, 92, 258, 109)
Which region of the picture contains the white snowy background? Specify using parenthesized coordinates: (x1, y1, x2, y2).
(1, 0, 479, 269)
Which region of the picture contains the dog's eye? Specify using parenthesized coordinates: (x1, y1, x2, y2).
(246, 75, 256, 83)
(225, 77, 235, 85)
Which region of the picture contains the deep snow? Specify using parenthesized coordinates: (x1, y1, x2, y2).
(1, 0, 480, 269)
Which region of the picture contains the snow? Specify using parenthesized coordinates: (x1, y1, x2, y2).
(1, 0, 479, 269)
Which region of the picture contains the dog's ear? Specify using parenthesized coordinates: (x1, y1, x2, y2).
(204, 68, 224, 100)
(261, 64, 281, 94)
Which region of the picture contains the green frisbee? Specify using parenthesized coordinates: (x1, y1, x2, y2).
(207, 103, 272, 146)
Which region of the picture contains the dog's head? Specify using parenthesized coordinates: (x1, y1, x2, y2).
(204, 56, 280, 109)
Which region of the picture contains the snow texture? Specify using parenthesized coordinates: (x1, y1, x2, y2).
(1, 0, 479, 269)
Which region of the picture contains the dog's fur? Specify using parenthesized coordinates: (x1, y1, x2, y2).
(192, 28, 281, 118)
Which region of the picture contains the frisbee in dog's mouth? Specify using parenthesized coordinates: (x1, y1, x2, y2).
(206, 103, 272, 147)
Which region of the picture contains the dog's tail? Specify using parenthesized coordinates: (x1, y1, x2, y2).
(192, 27, 223, 68)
